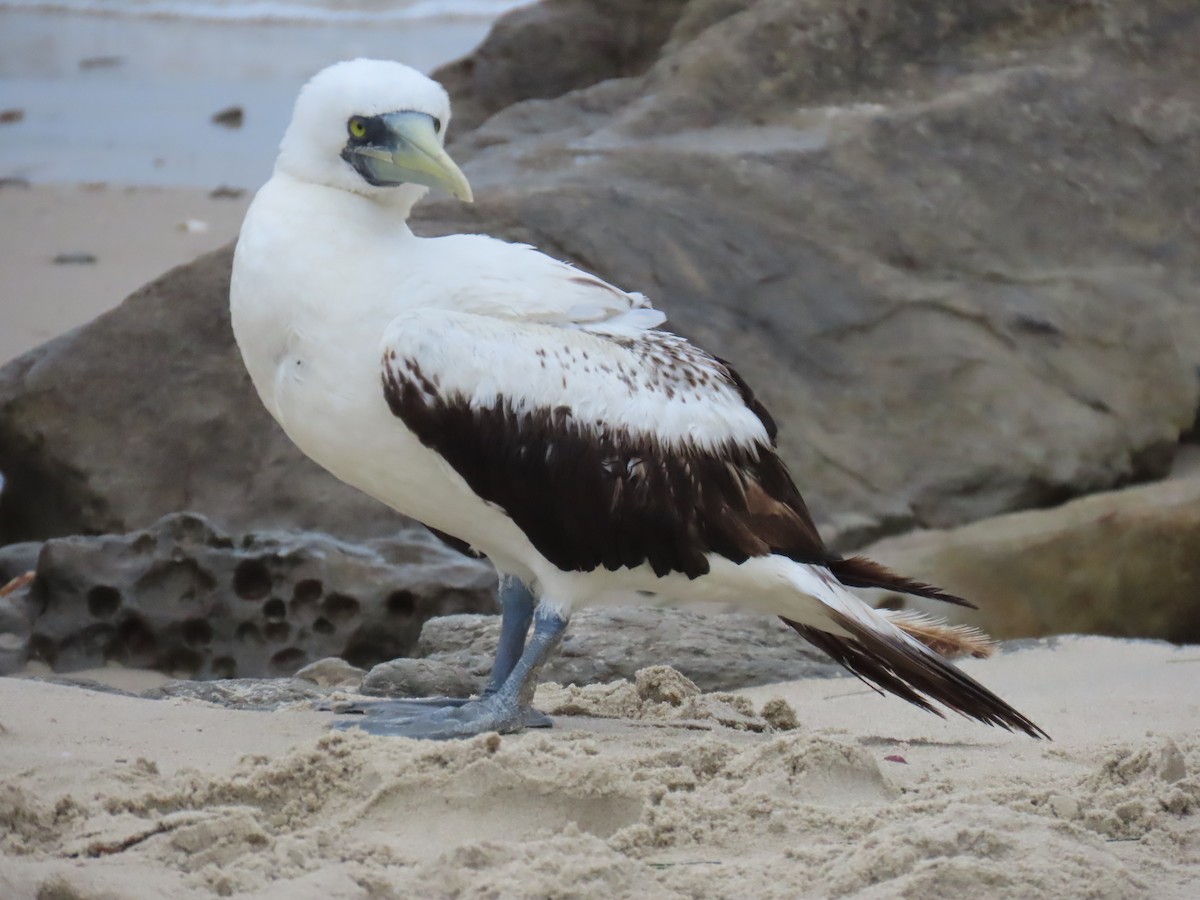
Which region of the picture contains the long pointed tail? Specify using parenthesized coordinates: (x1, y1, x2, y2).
(828, 555, 977, 609)
(781, 604, 1048, 739)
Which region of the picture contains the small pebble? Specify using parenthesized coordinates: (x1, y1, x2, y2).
(211, 105, 245, 128)
(53, 253, 97, 265)
(79, 55, 123, 70)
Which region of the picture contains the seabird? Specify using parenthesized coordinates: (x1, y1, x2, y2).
(230, 59, 1046, 740)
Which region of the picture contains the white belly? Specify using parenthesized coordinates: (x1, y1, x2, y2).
(266, 344, 531, 568)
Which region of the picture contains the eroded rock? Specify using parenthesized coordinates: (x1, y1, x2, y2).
(19, 513, 496, 679)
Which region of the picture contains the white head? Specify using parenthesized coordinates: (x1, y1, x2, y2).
(276, 59, 471, 215)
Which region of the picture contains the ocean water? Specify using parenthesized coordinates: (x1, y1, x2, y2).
(0, 0, 526, 24)
(0, 0, 529, 187)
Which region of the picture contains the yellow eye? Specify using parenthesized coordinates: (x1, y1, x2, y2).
(348, 116, 367, 139)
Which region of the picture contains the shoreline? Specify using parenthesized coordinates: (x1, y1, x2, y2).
(0, 5, 505, 362)
(0, 8, 497, 188)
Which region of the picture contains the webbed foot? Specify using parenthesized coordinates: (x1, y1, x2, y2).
(332, 694, 545, 739)
(328, 696, 552, 730)
(329, 600, 568, 741)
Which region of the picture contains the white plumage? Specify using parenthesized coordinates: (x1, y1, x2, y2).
(231, 59, 1045, 738)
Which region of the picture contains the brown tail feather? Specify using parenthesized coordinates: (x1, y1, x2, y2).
(881, 609, 995, 659)
(781, 611, 1048, 739)
(828, 556, 976, 609)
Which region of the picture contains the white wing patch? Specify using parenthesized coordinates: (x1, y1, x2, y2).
(380, 308, 770, 453)
(420, 235, 666, 334)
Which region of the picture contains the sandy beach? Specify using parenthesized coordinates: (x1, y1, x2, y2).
(0, 183, 249, 364)
(2, 2, 1199, 897)
(0, 638, 1197, 897)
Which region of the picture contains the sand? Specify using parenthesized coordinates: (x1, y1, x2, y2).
(0, 637, 1196, 898)
(0, 182, 250, 365)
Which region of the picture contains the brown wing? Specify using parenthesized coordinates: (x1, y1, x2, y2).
(383, 356, 829, 579)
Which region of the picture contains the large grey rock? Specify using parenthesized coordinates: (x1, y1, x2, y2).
(2, 0, 1199, 550)
(434, 0, 691, 136)
(417, 607, 841, 691)
(433, 0, 1200, 540)
(16, 513, 497, 679)
(861, 474, 1200, 643)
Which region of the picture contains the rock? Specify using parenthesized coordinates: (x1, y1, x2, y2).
(78, 56, 123, 70)
(2, 0, 1199, 550)
(360, 658, 477, 699)
(433, 0, 691, 136)
(210, 106, 244, 128)
(431, 0, 1200, 540)
(51, 253, 96, 265)
(144, 677, 326, 710)
(0, 570, 35, 675)
(0, 541, 39, 583)
(418, 607, 841, 691)
(20, 512, 497, 679)
(293, 656, 366, 689)
(861, 475, 1200, 643)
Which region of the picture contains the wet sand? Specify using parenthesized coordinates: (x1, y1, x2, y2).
(0, 182, 249, 364)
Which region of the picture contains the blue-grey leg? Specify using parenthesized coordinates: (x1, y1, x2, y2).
(323, 575, 549, 726)
(484, 574, 536, 694)
(334, 603, 568, 739)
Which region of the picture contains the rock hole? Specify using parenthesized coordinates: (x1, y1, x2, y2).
(163, 647, 203, 678)
(313, 617, 335, 635)
(87, 585, 122, 619)
(264, 621, 291, 643)
(81, 622, 115, 655)
(115, 615, 157, 661)
(270, 647, 307, 674)
(130, 533, 157, 554)
(343, 629, 405, 670)
(236, 621, 264, 645)
(322, 592, 360, 624)
(263, 597, 287, 621)
(232, 559, 272, 600)
(292, 579, 323, 609)
(28, 634, 58, 667)
(386, 590, 416, 617)
(211, 656, 237, 679)
(181, 618, 214, 646)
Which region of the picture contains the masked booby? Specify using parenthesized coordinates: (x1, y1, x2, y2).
(230, 59, 1046, 740)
